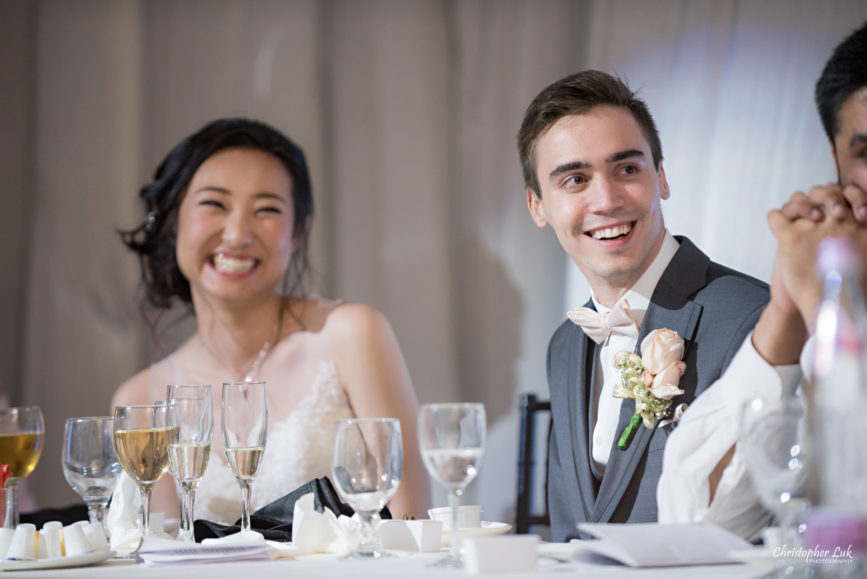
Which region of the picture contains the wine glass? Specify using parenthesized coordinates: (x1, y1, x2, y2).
(0, 406, 45, 528)
(740, 395, 809, 577)
(418, 403, 486, 568)
(166, 384, 213, 543)
(332, 418, 403, 559)
(113, 403, 177, 550)
(221, 381, 267, 535)
(62, 416, 121, 529)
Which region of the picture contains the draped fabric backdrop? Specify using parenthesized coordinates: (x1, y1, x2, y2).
(1, 0, 865, 525)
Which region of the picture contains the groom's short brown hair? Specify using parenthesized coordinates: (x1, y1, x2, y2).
(517, 70, 663, 197)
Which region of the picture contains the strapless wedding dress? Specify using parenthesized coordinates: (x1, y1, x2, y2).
(196, 360, 355, 524)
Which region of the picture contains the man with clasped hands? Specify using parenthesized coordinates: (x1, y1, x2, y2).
(519, 71, 802, 541)
(660, 20, 867, 537)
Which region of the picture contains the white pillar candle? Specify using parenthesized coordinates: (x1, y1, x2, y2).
(62, 523, 92, 557)
(82, 522, 109, 552)
(0, 527, 15, 559)
(6, 523, 36, 560)
(40, 525, 63, 558)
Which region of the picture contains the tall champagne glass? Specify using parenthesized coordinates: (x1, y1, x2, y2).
(419, 403, 485, 568)
(0, 407, 45, 528)
(62, 416, 121, 528)
(332, 418, 402, 559)
(222, 381, 267, 534)
(166, 384, 213, 543)
(113, 404, 177, 550)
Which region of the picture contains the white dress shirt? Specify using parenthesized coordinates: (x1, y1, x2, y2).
(589, 232, 680, 471)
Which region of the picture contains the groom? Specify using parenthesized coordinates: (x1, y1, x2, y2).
(519, 71, 787, 541)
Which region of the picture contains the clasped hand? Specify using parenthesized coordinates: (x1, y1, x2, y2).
(767, 182, 867, 332)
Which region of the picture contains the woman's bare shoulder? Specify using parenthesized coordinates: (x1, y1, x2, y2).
(322, 301, 389, 341)
(288, 296, 378, 335)
(111, 369, 152, 408)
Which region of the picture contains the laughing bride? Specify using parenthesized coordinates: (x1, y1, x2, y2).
(110, 118, 429, 529)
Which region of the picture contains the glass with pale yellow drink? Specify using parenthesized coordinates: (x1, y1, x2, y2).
(113, 403, 177, 552)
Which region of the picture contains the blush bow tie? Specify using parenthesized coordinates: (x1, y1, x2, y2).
(567, 299, 640, 344)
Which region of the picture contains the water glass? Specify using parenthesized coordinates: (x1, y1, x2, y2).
(62, 416, 121, 528)
(332, 418, 402, 558)
(741, 395, 808, 576)
(418, 403, 485, 567)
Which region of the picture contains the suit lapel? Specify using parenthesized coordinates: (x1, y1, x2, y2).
(566, 318, 597, 521)
(590, 237, 707, 522)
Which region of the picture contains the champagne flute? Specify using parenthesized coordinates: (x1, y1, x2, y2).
(0, 406, 45, 528)
(332, 418, 403, 559)
(418, 403, 486, 568)
(166, 384, 213, 543)
(62, 416, 121, 528)
(221, 381, 267, 535)
(113, 404, 177, 550)
(741, 395, 809, 577)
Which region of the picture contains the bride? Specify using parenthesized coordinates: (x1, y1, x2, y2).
(111, 118, 429, 524)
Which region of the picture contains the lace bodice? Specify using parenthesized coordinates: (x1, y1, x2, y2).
(195, 360, 354, 523)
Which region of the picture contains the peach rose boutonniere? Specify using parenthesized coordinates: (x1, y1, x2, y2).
(613, 328, 687, 450)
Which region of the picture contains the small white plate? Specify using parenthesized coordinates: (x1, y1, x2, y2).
(442, 522, 512, 546)
(729, 548, 775, 573)
(0, 550, 114, 571)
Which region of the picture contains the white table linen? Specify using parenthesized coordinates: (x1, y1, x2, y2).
(21, 543, 757, 578)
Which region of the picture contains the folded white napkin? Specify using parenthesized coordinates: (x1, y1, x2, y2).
(198, 492, 357, 558)
(106, 472, 174, 551)
(573, 523, 751, 567)
(202, 530, 265, 545)
(290, 492, 359, 556)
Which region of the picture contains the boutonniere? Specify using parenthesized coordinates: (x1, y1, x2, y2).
(613, 328, 686, 450)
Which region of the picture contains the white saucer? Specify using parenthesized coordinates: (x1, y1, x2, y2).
(441, 522, 512, 546)
(0, 550, 114, 571)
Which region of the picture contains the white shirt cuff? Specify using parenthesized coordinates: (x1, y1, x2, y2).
(721, 332, 801, 425)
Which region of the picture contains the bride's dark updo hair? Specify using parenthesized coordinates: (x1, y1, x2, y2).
(121, 118, 313, 309)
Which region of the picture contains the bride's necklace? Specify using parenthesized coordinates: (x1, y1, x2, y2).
(198, 322, 279, 382)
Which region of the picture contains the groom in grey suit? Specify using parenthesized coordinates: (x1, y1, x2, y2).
(519, 71, 770, 541)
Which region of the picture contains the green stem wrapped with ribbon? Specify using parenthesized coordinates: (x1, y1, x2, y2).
(617, 414, 642, 450)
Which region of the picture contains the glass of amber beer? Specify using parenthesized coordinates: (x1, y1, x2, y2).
(0, 406, 44, 527)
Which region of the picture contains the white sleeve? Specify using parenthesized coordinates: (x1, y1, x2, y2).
(656, 332, 802, 540)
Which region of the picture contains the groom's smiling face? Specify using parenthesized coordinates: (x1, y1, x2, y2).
(527, 105, 670, 306)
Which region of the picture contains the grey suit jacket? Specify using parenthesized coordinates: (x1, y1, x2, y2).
(546, 236, 769, 542)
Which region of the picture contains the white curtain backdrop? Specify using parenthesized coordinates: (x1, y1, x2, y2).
(0, 0, 865, 525)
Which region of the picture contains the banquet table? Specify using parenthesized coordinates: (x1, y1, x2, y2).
(8, 544, 761, 578)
